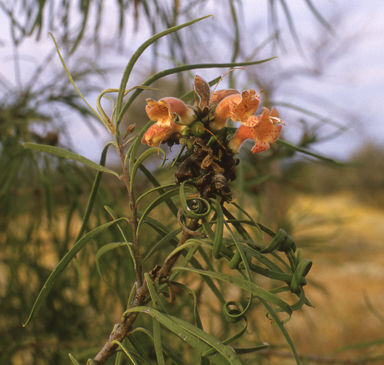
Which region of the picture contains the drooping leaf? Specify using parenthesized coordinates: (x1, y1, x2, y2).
(23, 143, 120, 177)
(174, 267, 292, 322)
(258, 297, 301, 365)
(132, 327, 186, 365)
(115, 15, 214, 129)
(130, 147, 166, 190)
(276, 139, 344, 165)
(123, 307, 243, 365)
(111, 340, 140, 365)
(23, 218, 127, 326)
(95, 242, 133, 285)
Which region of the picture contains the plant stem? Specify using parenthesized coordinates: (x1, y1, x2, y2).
(92, 217, 199, 365)
(117, 142, 143, 289)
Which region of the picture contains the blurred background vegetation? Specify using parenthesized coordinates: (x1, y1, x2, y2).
(1, 0, 384, 364)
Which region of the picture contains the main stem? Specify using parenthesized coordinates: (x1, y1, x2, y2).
(117, 142, 143, 289)
(92, 140, 199, 365)
(92, 217, 199, 365)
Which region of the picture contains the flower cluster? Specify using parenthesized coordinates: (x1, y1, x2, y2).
(142, 75, 284, 154)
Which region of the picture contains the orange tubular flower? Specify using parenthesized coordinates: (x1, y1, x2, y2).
(210, 89, 260, 131)
(145, 97, 196, 128)
(141, 121, 185, 147)
(227, 107, 284, 154)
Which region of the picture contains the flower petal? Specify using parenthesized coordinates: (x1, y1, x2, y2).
(229, 89, 260, 123)
(210, 89, 239, 106)
(227, 107, 284, 154)
(145, 97, 196, 127)
(141, 122, 184, 147)
(227, 124, 256, 153)
(210, 89, 259, 131)
(252, 107, 283, 144)
(211, 93, 241, 131)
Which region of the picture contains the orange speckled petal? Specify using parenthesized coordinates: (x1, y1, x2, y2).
(229, 89, 260, 122)
(252, 107, 283, 143)
(145, 98, 175, 127)
(251, 140, 271, 154)
(141, 122, 184, 147)
(211, 93, 242, 131)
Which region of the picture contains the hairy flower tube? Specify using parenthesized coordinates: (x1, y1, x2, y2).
(141, 121, 185, 147)
(145, 97, 196, 127)
(210, 89, 260, 131)
(227, 107, 284, 154)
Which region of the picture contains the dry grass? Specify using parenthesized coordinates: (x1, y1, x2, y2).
(282, 191, 384, 361)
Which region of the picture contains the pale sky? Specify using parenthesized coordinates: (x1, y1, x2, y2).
(1, 0, 383, 163)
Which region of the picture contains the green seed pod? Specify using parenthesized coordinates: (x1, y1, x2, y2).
(191, 122, 206, 137)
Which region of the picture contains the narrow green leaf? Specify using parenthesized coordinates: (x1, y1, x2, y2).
(115, 15, 213, 129)
(124, 307, 242, 365)
(95, 242, 133, 285)
(189, 259, 226, 306)
(153, 319, 166, 365)
(276, 139, 344, 165)
(138, 164, 179, 217)
(23, 218, 127, 326)
(210, 199, 224, 259)
(170, 314, 243, 365)
(168, 240, 202, 281)
(144, 273, 167, 313)
(137, 188, 181, 231)
(222, 207, 252, 241)
(128, 120, 154, 175)
(333, 338, 384, 355)
(171, 282, 204, 330)
(303, 0, 335, 35)
(136, 184, 177, 205)
(23, 143, 120, 177)
(225, 222, 251, 280)
(258, 297, 301, 365)
(121, 59, 277, 118)
(233, 343, 270, 354)
(130, 147, 166, 190)
(146, 275, 168, 365)
(290, 258, 312, 293)
(180, 181, 211, 219)
(128, 335, 153, 365)
(68, 353, 81, 365)
(132, 327, 186, 365)
(72, 141, 114, 243)
(49, 33, 107, 128)
(104, 206, 135, 269)
(111, 340, 140, 365)
(231, 202, 263, 236)
(143, 228, 182, 262)
(203, 317, 249, 357)
(174, 267, 292, 321)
